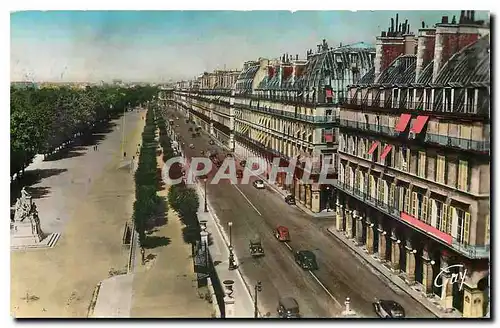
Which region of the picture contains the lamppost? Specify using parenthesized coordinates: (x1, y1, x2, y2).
(228, 246, 237, 271)
(254, 281, 262, 318)
(228, 221, 233, 248)
(204, 177, 208, 213)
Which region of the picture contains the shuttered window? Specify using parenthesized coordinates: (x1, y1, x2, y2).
(422, 196, 428, 223)
(411, 192, 418, 217)
(457, 160, 469, 191)
(389, 183, 395, 208)
(404, 189, 411, 213)
(436, 155, 446, 183)
(418, 151, 426, 178)
(441, 204, 448, 233)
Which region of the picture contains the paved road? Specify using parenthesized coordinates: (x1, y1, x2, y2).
(164, 109, 434, 318)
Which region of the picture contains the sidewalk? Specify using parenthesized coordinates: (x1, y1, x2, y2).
(128, 141, 213, 318)
(195, 182, 256, 318)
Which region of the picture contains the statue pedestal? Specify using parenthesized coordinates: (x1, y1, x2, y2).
(10, 221, 60, 251)
(11, 221, 44, 243)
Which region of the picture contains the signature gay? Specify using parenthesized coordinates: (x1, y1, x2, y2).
(434, 264, 467, 291)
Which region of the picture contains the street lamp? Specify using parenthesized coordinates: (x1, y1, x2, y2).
(228, 246, 237, 271)
(228, 221, 233, 248)
(204, 177, 208, 213)
(254, 281, 262, 318)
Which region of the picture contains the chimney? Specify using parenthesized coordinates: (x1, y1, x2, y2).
(404, 35, 417, 55)
(267, 65, 275, 79)
(296, 54, 299, 60)
(415, 26, 436, 81)
(374, 14, 406, 82)
(432, 14, 485, 82)
(292, 61, 306, 84)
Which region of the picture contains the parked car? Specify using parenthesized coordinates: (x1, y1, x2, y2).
(226, 153, 233, 158)
(274, 225, 290, 242)
(253, 179, 265, 189)
(373, 300, 406, 318)
(240, 160, 247, 167)
(191, 133, 197, 138)
(249, 238, 265, 257)
(188, 127, 193, 132)
(294, 250, 318, 270)
(209, 139, 215, 145)
(236, 169, 243, 179)
(285, 195, 296, 205)
(189, 144, 195, 149)
(277, 297, 300, 318)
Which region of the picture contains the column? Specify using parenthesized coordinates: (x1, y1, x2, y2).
(463, 283, 485, 318)
(355, 212, 363, 246)
(404, 238, 416, 284)
(377, 223, 387, 261)
(390, 228, 401, 271)
(440, 254, 454, 311)
(345, 207, 353, 239)
(421, 246, 435, 296)
(335, 198, 343, 231)
(365, 216, 374, 254)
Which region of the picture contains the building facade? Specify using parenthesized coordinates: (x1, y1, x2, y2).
(335, 12, 490, 317)
(168, 41, 375, 213)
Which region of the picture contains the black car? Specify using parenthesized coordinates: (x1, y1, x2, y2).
(373, 300, 406, 318)
(240, 160, 246, 167)
(192, 133, 197, 138)
(188, 127, 193, 132)
(277, 297, 300, 318)
(249, 238, 265, 257)
(285, 195, 296, 205)
(294, 250, 318, 270)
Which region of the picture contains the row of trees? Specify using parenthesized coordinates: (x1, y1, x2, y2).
(10, 85, 158, 178)
(133, 105, 161, 246)
(156, 114, 201, 245)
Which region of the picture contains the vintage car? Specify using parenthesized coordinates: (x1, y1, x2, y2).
(240, 160, 247, 167)
(373, 300, 406, 318)
(249, 238, 265, 257)
(209, 139, 215, 145)
(191, 133, 197, 138)
(294, 250, 318, 270)
(253, 179, 265, 189)
(285, 195, 296, 205)
(188, 127, 193, 132)
(189, 144, 195, 149)
(236, 169, 243, 179)
(277, 297, 300, 318)
(274, 225, 290, 242)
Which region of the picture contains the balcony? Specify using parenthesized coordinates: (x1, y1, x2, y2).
(425, 133, 490, 153)
(334, 180, 490, 260)
(242, 104, 339, 124)
(339, 119, 397, 137)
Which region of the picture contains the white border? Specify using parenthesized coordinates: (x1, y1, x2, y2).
(2, 2, 497, 328)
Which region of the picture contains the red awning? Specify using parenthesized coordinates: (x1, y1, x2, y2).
(380, 145, 393, 161)
(325, 134, 333, 142)
(326, 89, 333, 98)
(410, 115, 430, 134)
(367, 142, 379, 155)
(394, 114, 412, 132)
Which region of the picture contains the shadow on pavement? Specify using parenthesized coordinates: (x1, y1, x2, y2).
(10, 168, 67, 206)
(143, 236, 171, 249)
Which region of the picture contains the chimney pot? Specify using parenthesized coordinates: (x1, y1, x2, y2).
(396, 13, 399, 32)
(471, 10, 475, 22)
(442, 16, 448, 24)
(391, 18, 395, 32)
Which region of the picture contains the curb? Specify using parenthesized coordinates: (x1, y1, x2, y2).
(325, 227, 448, 318)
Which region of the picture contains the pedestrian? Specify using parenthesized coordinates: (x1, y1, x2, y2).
(124, 151, 127, 158)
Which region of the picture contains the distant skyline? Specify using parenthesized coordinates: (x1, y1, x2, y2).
(11, 10, 490, 83)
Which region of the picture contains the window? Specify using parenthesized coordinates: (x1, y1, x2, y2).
(404, 188, 411, 213)
(466, 88, 475, 113)
(444, 89, 452, 112)
(378, 178, 386, 204)
(349, 167, 355, 188)
(345, 166, 350, 186)
(355, 168, 361, 190)
(457, 160, 469, 191)
(394, 146, 401, 169)
(424, 197, 431, 224)
(369, 175, 376, 199)
(389, 183, 396, 208)
(456, 208, 470, 245)
(411, 192, 418, 218)
(418, 151, 426, 178)
(436, 155, 446, 183)
(397, 186, 405, 211)
(401, 146, 410, 172)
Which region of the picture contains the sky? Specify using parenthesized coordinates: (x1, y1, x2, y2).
(10, 10, 490, 83)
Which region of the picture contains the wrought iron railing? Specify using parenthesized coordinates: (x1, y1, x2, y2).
(334, 180, 490, 259)
(425, 133, 490, 153)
